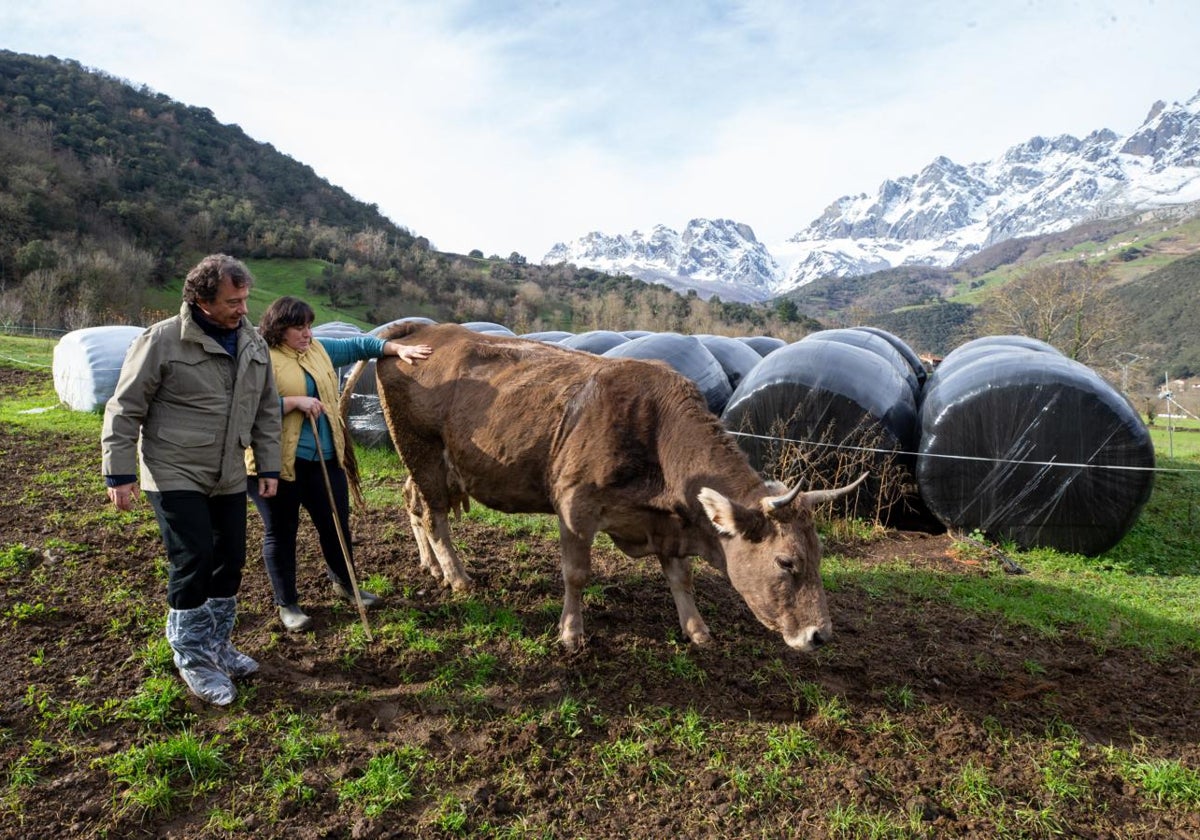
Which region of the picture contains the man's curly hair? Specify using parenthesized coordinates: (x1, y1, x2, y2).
(182, 254, 254, 304)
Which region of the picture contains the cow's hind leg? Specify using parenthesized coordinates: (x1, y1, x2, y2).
(557, 526, 593, 652)
(660, 555, 713, 645)
(403, 477, 442, 582)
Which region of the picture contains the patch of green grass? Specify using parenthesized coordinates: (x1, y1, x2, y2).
(1108, 749, 1200, 809)
(950, 761, 1002, 814)
(99, 730, 228, 818)
(826, 801, 927, 840)
(5, 601, 57, 623)
(0, 544, 40, 581)
(337, 746, 426, 818)
(121, 677, 189, 728)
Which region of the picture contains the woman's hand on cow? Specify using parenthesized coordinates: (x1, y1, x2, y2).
(107, 482, 139, 511)
(392, 342, 432, 365)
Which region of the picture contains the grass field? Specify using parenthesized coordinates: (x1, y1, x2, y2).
(2, 342, 1199, 838)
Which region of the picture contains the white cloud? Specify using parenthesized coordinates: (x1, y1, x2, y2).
(4, 0, 1199, 259)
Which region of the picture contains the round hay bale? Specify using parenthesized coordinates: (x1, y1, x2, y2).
(603, 332, 732, 415)
(312, 321, 365, 338)
(720, 339, 919, 522)
(737, 335, 787, 357)
(561, 330, 630, 354)
(342, 318, 437, 447)
(916, 348, 1154, 555)
(697, 335, 764, 391)
(937, 334, 1060, 374)
(460, 321, 516, 335)
(520, 331, 574, 343)
(53, 326, 146, 412)
(851, 326, 927, 390)
(803, 328, 922, 400)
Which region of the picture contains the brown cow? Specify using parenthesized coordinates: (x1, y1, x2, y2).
(343, 323, 864, 652)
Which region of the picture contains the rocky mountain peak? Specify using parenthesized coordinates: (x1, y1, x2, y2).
(545, 90, 1200, 301)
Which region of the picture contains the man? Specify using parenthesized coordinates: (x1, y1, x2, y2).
(102, 254, 281, 706)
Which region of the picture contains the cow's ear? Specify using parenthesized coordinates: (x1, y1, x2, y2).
(698, 487, 738, 535)
(763, 480, 787, 494)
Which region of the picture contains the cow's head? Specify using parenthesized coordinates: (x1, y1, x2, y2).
(698, 473, 867, 652)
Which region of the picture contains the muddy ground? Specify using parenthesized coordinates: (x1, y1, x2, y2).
(1, 364, 1198, 839)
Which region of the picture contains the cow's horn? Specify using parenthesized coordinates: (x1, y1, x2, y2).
(763, 481, 805, 511)
(801, 472, 869, 506)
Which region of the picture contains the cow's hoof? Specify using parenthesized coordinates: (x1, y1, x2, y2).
(690, 630, 714, 646)
(559, 633, 586, 653)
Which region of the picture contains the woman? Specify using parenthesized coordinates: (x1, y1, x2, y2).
(248, 296, 431, 632)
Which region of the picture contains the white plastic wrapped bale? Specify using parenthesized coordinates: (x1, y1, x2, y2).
(313, 321, 366, 380)
(916, 344, 1155, 556)
(53, 326, 145, 412)
(459, 321, 516, 335)
(720, 338, 921, 524)
(602, 332, 732, 415)
(520, 330, 573, 343)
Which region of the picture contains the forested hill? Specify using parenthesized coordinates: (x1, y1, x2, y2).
(0, 50, 809, 339)
(0, 51, 414, 274)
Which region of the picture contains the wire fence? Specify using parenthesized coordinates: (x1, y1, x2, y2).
(1, 321, 1197, 477)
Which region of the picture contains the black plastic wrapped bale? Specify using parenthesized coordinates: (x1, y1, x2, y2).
(737, 335, 786, 357)
(916, 349, 1155, 555)
(803, 328, 922, 401)
(520, 330, 574, 343)
(698, 335, 765, 391)
(937, 334, 1061, 373)
(720, 339, 920, 523)
(602, 332, 733, 415)
(561, 330, 630, 354)
(851, 326, 927, 390)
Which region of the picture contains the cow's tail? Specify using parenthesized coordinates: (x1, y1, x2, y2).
(340, 358, 371, 509)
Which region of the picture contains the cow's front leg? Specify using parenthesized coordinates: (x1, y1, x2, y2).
(558, 527, 592, 651)
(660, 555, 712, 645)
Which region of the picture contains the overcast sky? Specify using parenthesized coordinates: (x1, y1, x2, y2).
(5, 0, 1200, 259)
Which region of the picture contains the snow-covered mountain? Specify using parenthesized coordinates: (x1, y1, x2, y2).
(543, 218, 779, 302)
(544, 90, 1200, 301)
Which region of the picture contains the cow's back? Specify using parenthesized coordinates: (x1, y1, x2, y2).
(376, 323, 623, 513)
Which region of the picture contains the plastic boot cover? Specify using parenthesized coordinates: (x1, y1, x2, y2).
(166, 606, 236, 706)
(208, 596, 259, 677)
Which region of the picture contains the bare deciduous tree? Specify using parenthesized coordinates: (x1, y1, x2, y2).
(978, 261, 1120, 363)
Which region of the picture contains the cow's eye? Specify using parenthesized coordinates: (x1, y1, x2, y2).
(775, 556, 796, 574)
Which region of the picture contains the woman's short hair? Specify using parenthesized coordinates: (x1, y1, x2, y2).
(259, 296, 315, 347)
(183, 254, 253, 304)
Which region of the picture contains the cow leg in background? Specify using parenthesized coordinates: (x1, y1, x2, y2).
(402, 448, 473, 592)
(421, 513, 472, 591)
(403, 476, 441, 582)
(659, 555, 713, 645)
(557, 525, 593, 651)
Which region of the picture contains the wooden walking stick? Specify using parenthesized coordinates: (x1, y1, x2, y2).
(309, 413, 373, 641)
